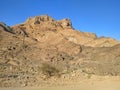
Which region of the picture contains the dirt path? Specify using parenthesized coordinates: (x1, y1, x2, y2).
(1, 76, 120, 90)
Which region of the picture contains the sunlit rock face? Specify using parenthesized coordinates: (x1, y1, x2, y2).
(0, 15, 120, 87)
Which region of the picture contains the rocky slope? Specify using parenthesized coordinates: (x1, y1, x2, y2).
(0, 15, 120, 87)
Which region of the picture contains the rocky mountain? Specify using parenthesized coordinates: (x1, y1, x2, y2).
(0, 15, 120, 87)
(11, 15, 120, 47)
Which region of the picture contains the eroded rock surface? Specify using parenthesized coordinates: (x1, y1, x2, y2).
(0, 15, 120, 87)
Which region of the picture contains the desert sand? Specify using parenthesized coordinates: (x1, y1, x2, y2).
(1, 76, 120, 90)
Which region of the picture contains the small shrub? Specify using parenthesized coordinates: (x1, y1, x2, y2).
(87, 74, 92, 79)
(41, 63, 60, 78)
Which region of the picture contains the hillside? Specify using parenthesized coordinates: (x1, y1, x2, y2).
(0, 15, 120, 87)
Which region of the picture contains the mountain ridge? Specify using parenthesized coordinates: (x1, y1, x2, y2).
(10, 15, 120, 47)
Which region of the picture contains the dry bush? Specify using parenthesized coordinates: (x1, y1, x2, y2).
(41, 63, 60, 78)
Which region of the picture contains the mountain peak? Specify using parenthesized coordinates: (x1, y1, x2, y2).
(24, 15, 73, 30)
(26, 15, 54, 23)
(10, 15, 120, 47)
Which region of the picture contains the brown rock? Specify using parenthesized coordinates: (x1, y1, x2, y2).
(1, 15, 120, 87)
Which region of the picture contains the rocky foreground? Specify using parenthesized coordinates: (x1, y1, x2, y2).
(0, 15, 120, 87)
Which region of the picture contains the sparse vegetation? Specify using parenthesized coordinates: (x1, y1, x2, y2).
(41, 63, 60, 78)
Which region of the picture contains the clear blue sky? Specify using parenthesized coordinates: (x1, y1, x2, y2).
(0, 0, 120, 40)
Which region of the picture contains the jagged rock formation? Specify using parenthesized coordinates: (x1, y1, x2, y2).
(12, 15, 120, 47)
(0, 15, 120, 87)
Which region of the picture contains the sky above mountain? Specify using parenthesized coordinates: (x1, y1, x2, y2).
(0, 0, 120, 40)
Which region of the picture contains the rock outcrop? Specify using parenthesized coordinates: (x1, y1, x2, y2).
(0, 22, 14, 34)
(11, 15, 120, 47)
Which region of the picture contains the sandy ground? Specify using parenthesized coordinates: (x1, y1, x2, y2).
(1, 76, 120, 90)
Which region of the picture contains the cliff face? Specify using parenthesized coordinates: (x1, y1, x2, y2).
(0, 15, 120, 87)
